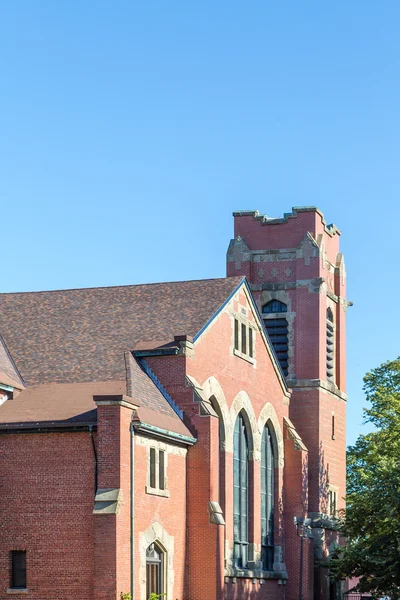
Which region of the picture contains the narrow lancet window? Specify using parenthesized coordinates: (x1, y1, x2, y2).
(261, 426, 274, 570)
(233, 412, 249, 568)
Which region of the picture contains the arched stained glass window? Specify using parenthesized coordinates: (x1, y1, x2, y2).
(146, 542, 164, 598)
(261, 426, 275, 570)
(262, 300, 289, 376)
(233, 412, 249, 569)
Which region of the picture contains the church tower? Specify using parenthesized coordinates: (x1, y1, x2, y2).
(227, 207, 350, 600)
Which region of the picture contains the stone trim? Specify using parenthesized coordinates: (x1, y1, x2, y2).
(136, 436, 187, 498)
(283, 416, 307, 452)
(141, 437, 168, 496)
(145, 485, 170, 498)
(233, 348, 255, 364)
(225, 540, 287, 579)
(287, 379, 347, 401)
(136, 434, 188, 456)
(251, 278, 323, 294)
(208, 501, 225, 525)
(258, 403, 285, 468)
(138, 522, 174, 600)
(189, 376, 285, 468)
(231, 310, 257, 366)
(193, 375, 232, 451)
(93, 394, 139, 410)
(308, 511, 341, 531)
(229, 391, 259, 459)
(259, 290, 295, 379)
(93, 488, 122, 515)
(6, 589, 29, 595)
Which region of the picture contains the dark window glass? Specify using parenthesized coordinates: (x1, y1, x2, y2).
(234, 319, 239, 351)
(261, 427, 274, 570)
(146, 543, 163, 598)
(150, 448, 156, 488)
(329, 490, 337, 517)
(332, 415, 335, 439)
(159, 450, 165, 490)
(11, 551, 26, 589)
(241, 323, 246, 354)
(248, 327, 253, 358)
(233, 412, 249, 569)
(262, 300, 287, 314)
(263, 317, 289, 376)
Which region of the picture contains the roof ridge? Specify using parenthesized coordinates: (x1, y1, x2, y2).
(0, 275, 244, 296)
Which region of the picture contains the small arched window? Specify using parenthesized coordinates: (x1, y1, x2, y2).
(261, 425, 275, 570)
(146, 542, 164, 598)
(262, 300, 289, 376)
(326, 308, 334, 382)
(262, 299, 287, 314)
(233, 411, 249, 569)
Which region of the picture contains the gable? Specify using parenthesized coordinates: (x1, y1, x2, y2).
(193, 281, 289, 397)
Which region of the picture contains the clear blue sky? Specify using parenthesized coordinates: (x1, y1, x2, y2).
(1, 1, 399, 445)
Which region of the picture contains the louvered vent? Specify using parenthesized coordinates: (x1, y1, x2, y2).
(262, 300, 289, 376)
(326, 308, 334, 382)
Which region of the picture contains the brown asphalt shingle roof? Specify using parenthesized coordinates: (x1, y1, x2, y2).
(0, 380, 125, 426)
(126, 352, 178, 418)
(0, 277, 244, 387)
(0, 336, 23, 388)
(0, 378, 194, 438)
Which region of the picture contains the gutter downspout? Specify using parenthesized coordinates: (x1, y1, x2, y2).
(89, 425, 98, 493)
(130, 421, 135, 600)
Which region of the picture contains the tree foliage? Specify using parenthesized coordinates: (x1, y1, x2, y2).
(330, 358, 400, 598)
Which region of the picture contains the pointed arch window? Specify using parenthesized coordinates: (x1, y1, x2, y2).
(146, 542, 164, 598)
(262, 300, 287, 314)
(261, 426, 275, 570)
(326, 308, 334, 383)
(233, 412, 249, 569)
(262, 300, 289, 376)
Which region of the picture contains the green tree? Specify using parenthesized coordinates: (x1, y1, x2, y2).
(330, 358, 400, 598)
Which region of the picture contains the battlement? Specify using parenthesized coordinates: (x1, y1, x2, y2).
(233, 206, 341, 238)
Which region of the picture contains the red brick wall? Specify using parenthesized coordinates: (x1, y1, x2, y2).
(147, 286, 291, 600)
(284, 436, 312, 600)
(229, 210, 347, 511)
(134, 436, 187, 600)
(0, 431, 95, 600)
(93, 403, 133, 600)
(229, 208, 348, 600)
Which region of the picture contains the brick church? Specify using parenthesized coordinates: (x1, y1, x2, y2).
(0, 207, 348, 600)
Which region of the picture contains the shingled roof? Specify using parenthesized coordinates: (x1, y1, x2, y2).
(0, 276, 244, 386)
(0, 336, 23, 389)
(0, 277, 244, 436)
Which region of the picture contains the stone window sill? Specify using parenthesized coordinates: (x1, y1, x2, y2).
(233, 349, 255, 365)
(7, 589, 29, 595)
(145, 485, 170, 498)
(225, 567, 288, 581)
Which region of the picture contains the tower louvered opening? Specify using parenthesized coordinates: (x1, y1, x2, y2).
(326, 308, 334, 383)
(262, 300, 289, 376)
